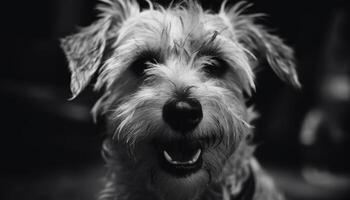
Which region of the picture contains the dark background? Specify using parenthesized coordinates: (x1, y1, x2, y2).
(1, 0, 349, 200)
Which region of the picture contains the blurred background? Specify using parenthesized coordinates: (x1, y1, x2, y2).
(1, 0, 349, 199)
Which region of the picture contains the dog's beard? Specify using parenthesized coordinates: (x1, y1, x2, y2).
(113, 119, 243, 200)
(152, 168, 209, 200)
(127, 138, 233, 200)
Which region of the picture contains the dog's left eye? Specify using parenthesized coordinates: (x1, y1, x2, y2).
(130, 52, 160, 77)
(202, 58, 229, 77)
(130, 57, 153, 77)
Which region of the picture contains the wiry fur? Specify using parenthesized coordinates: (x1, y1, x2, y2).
(61, 1, 300, 200)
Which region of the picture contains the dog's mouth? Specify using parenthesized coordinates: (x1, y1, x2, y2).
(154, 139, 203, 177)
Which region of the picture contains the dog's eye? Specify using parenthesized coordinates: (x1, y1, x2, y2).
(130, 57, 152, 77)
(202, 58, 229, 77)
(130, 52, 160, 77)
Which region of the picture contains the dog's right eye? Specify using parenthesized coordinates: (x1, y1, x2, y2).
(202, 57, 229, 78)
(130, 52, 161, 77)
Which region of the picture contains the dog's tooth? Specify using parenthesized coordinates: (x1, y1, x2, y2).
(163, 149, 201, 165)
(192, 149, 201, 162)
(163, 150, 173, 162)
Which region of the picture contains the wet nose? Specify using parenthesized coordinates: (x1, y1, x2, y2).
(162, 98, 203, 133)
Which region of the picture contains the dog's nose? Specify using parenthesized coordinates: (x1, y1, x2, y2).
(162, 98, 203, 133)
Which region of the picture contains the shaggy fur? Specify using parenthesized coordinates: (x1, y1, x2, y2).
(61, 1, 300, 200)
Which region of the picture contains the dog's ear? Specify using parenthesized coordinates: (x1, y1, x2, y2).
(222, 2, 301, 89)
(61, 0, 140, 99)
(61, 18, 111, 99)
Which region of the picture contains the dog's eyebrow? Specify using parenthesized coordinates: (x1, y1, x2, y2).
(194, 31, 222, 57)
(197, 31, 218, 50)
(207, 31, 219, 45)
(196, 44, 223, 58)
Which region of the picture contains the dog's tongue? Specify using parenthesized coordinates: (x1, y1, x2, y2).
(163, 140, 200, 162)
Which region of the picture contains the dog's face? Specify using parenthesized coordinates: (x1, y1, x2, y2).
(61, 1, 300, 199)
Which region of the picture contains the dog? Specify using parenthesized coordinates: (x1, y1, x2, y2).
(61, 0, 300, 200)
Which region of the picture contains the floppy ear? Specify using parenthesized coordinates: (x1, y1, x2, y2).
(223, 2, 301, 89)
(60, 0, 140, 99)
(61, 18, 111, 99)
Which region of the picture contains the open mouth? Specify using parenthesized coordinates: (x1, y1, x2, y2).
(155, 139, 203, 177)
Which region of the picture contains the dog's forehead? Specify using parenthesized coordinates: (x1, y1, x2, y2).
(116, 9, 235, 52)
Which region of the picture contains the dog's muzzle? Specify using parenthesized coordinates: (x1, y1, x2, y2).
(162, 97, 203, 133)
(158, 97, 204, 176)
